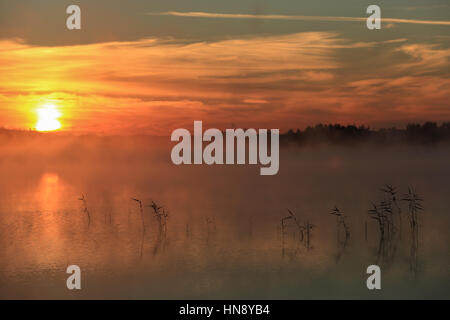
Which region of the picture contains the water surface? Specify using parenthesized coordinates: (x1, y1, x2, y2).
(0, 136, 449, 299)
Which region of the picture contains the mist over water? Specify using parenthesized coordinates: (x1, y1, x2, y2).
(0, 134, 449, 299)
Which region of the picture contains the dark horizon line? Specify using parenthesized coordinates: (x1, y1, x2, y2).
(0, 121, 450, 139)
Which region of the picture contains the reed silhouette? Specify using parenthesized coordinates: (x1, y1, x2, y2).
(72, 184, 426, 275)
(368, 200, 396, 266)
(78, 194, 91, 227)
(367, 184, 424, 271)
(148, 200, 169, 255)
(281, 209, 315, 258)
(131, 198, 145, 233)
(380, 185, 402, 239)
(402, 187, 424, 275)
(131, 198, 146, 260)
(329, 206, 350, 263)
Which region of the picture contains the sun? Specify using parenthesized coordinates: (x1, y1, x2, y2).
(36, 103, 62, 132)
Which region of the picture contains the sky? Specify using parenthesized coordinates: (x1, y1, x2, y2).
(0, 0, 449, 134)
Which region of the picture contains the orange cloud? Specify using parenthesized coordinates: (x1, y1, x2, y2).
(0, 32, 449, 134)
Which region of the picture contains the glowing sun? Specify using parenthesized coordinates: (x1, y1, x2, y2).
(36, 104, 62, 132)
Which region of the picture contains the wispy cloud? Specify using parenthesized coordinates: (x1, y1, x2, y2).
(0, 31, 449, 133)
(148, 11, 450, 26)
(0, 33, 343, 132)
(396, 44, 450, 72)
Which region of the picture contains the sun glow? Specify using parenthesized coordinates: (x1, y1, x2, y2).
(36, 104, 62, 131)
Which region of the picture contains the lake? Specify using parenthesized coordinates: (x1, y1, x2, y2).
(0, 135, 449, 299)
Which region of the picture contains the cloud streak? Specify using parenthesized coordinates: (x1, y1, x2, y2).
(148, 11, 450, 26)
(0, 32, 449, 134)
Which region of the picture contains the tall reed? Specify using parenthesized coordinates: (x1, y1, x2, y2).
(132, 198, 145, 233)
(402, 187, 424, 274)
(78, 194, 91, 227)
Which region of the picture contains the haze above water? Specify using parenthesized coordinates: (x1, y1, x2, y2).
(0, 134, 449, 299)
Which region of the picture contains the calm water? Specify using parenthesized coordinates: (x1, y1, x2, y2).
(0, 136, 449, 299)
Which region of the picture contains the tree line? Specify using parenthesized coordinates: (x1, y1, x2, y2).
(281, 122, 450, 146)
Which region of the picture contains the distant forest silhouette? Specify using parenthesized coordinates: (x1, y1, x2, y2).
(1, 122, 450, 146)
(281, 122, 450, 146)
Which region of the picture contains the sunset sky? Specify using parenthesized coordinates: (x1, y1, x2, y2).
(0, 0, 449, 135)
